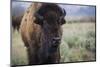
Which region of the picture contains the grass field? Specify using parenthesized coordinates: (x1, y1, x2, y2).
(11, 22, 96, 65)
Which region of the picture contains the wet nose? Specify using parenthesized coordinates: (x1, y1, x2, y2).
(53, 37, 60, 41)
(52, 37, 61, 45)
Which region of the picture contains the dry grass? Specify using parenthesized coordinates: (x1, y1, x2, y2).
(11, 22, 96, 65)
(12, 29, 28, 65)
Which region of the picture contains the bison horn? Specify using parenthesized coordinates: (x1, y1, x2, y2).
(63, 8, 66, 16)
(60, 9, 66, 19)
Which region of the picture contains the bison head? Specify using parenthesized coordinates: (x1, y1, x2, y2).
(34, 3, 66, 63)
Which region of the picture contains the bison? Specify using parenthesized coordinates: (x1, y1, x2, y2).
(12, 15, 23, 31)
(20, 3, 66, 65)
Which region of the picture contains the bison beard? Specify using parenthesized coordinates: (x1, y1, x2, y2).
(20, 3, 66, 65)
(38, 28, 61, 64)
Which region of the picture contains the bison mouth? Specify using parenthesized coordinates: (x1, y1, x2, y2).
(38, 39, 61, 63)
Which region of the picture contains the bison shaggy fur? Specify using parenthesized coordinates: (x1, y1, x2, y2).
(20, 3, 66, 65)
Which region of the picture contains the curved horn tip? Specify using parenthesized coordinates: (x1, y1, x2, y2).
(63, 8, 66, 16)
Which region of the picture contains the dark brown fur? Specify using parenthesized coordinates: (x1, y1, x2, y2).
(12, 15, 23, 31)
(20, 3, 66, 65)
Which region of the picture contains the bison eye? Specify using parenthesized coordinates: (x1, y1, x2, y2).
(34, 18, 43, 25)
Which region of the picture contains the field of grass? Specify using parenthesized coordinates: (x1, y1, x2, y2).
(11, 22, 96, 65)
(12, 28, 28, 65)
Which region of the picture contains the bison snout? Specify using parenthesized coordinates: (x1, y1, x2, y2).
(52, 37, 61, 46)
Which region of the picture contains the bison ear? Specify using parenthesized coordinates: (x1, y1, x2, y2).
(61, 19, 66, 25)
(59, 19, 66, 25)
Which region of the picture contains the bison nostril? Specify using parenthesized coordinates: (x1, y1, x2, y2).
(53, 37, 60, 42)
(52, 37, 61, 45)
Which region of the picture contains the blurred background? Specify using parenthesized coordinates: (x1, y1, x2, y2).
(11, 1, 96, 65)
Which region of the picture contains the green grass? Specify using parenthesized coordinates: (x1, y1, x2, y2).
(12, 29, 28, 65)
(11, 22, 96, 65)
(60, 22, 96, 62)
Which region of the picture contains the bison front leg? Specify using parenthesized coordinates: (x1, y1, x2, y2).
(26, 42, 40, 65)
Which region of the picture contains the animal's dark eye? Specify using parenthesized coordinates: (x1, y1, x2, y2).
(34, 18, 43, 25)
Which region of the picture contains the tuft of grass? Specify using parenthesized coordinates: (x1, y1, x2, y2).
(67, 48, 95, 62)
